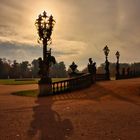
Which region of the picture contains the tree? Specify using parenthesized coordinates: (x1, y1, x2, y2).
(50, 61, 68, 78)
(31, 59, 39, 78)
(9, 60, 20, 78)
(20, 61, 30, 78)
(0, 58, 11, 78)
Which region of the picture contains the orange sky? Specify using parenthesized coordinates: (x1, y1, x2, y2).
(0, 0, 140, 69)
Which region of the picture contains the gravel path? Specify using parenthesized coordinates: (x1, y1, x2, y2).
(0, 79, 140, 140)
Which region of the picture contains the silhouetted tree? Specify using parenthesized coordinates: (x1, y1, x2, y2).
(50, 62, 67, 78)
(0, 58, 11, 78)
(20, 61, 30, 78)
(31, 59, 39, 78)
(9, 60, 20, 78)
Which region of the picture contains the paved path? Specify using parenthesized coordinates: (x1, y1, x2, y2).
(0, 84, 38, 95)
(0, 79, 140, 140)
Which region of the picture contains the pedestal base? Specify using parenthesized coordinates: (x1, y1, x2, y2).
(38, 83, 52, 96)
(116, 73, 120, 80)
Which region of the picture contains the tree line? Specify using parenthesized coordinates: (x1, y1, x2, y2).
(0, 58, 67, 79)
(0, 57, 140, 79)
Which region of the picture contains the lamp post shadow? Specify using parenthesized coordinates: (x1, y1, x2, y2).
(28, 97, 73, 140)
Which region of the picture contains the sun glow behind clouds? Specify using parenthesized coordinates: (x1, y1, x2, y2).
(0, 0, 140, 69)
(0, 0, 60, 45)
(28, 1, 59, 25)
(24, 1, 61, 46)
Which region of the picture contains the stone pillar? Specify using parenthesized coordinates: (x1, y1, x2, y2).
(38, 77, 52, 96)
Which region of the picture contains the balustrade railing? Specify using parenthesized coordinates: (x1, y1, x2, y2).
(52, 73, 93, 94)
(116, 73, 140, 80)
(96, 74, 108, 81)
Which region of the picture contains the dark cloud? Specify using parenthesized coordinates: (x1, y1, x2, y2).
(0, 41, 78, 62)
(0, 41, 41, 61)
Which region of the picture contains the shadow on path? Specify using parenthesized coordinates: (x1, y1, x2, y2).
(28, 97, 73, 140)
(51, 83, 140, 106)
(89, 84, 140, 106)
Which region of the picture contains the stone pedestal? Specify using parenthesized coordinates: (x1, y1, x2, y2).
(38, 77, 52, 96)
(38, 83, 52, 96)
(116, 73, 120, 80)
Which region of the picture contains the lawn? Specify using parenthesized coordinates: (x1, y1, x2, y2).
(0, 78, 68, 85)
(12, 90, 38, 97)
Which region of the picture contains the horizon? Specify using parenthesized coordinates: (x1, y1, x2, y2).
(0, 57, 140, 71)
(0, 0, 140, 70)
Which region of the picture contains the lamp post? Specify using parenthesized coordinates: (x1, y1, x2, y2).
(115, 51, 120, 79)
(103, 45, 110, 80)
(35, 11, 56, 96)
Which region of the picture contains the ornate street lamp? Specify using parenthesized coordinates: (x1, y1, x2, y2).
(35, 11, 56, 96)
(103, 45, 110, 80)
(115, 51, 120, 79)
(115, 51, 120, 61)
(103, 45, 110, 61)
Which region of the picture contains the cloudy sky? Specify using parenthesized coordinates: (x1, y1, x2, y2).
(0, 0, 140, 69)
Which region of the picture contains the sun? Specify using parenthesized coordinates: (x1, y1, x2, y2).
(29, 1, 59, 24)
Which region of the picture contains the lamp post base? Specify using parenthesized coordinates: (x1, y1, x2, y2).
(105, 73, 110, 80)
(116, 73, 120, 80)
(38, 83, 52, 96)
(38, 77, 52, 96)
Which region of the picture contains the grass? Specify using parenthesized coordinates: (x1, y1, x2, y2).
(0, 78, 68, 85)
(0, 79, 38, 85)
(12, 90, 38, 97)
